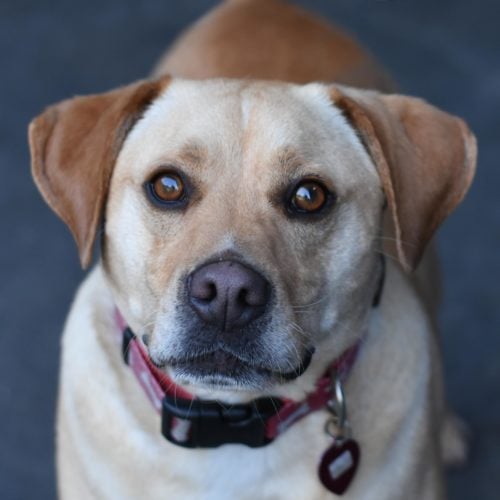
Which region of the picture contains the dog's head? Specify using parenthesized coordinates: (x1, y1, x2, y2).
(29, 77, 476, 399)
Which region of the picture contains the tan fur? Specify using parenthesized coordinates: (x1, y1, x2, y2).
(154, 0, 393, 91)
(28, 0, 476, 498)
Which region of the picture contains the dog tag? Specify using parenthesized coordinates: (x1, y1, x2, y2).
(318, 438, 360, 495)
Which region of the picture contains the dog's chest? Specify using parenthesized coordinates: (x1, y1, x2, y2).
(142, 430, 331, 500)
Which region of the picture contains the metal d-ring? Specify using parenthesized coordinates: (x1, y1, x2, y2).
(325, 374, 349, 439)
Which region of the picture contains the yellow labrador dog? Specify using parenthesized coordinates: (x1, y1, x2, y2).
(29, 0, 476, 498)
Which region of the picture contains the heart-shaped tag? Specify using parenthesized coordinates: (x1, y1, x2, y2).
(318, 438, 360, 495)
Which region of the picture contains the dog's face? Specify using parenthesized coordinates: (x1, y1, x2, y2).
(29, 76, 476, 401)
(104, 80, 383, 396)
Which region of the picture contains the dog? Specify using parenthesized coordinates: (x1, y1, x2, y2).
(28, 0, 477, 498)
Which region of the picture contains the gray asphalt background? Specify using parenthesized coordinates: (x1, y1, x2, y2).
(1, 1, 499, 498)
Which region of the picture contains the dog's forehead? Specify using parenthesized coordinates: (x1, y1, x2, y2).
(116, 78, 378, 189)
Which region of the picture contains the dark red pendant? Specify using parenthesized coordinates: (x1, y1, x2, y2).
(318, 439, 360, 495)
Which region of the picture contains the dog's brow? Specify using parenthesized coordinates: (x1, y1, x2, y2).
(276, 147, 305, 171)
(177, 141, 207, 167)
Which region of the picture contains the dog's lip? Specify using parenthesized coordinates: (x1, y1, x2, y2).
(158, 346, 315, 382)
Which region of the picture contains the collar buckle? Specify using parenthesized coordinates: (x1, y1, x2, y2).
(161, 394, 282, 448)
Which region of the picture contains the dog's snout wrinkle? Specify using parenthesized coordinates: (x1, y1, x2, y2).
(187, 260, 270, 331)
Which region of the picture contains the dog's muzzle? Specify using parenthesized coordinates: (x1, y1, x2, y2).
(155, 257, 291, 385)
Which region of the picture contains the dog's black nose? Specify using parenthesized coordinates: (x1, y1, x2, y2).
(188, 260, 270, 331)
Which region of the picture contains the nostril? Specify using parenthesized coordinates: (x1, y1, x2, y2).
(190, 277, 217, 302)
(237, 287, 257, 308)
(203, 282, 217, 302)
(244, 283, 270, 307)
(238, 287, 266, 307)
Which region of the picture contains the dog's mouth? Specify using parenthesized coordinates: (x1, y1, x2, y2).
(161, 347, 314, 389)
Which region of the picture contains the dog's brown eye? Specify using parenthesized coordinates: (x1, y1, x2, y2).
(289, 180, 328, 213)
(150, 172, 185, 203)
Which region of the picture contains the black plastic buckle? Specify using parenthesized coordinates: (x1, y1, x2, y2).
(161, 394, 282, 448)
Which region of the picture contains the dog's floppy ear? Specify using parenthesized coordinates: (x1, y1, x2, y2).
(28, 76, 171, 268)
(330, 87, 477, 271)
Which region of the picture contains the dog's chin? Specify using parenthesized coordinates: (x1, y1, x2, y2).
(165, 348, 314, 393)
